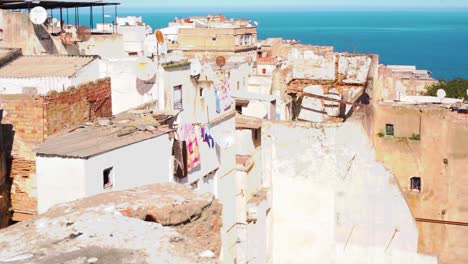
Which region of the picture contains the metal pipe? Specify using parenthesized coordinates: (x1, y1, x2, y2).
(416, 218, 468, 227)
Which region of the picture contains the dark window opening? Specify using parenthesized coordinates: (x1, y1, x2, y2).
(262, 68, 267, 75)
(200, 87, 204, 97)
(103, 167, 114, 190)
(173, 85, 183, 110)
(385, 124, 394, 136)
(212, 37, 217, 41)
(410, 177, 421, 192)
(236, 104, 243, 114)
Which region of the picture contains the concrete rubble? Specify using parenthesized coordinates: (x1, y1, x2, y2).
(0, 183, 222, 264)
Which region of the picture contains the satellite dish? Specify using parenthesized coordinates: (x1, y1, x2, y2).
(155, 30, 165, 45)
(216, 56, 226, 68)
(437, 89, 447, 99)
(189, 59, 202, 76)
(29, 6, 48, 25)
(253, 21, 259, 27)
(77, 26, 91, 42)
(135, 57, 157, 81)
(52, 18, 58, 24)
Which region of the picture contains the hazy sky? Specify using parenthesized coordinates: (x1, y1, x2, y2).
(121, 0, 468, 9)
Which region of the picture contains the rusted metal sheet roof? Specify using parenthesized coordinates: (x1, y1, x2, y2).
(0, 55, 96, 78)
(35, 112, 175, 159)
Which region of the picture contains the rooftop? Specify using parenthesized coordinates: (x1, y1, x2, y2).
(0, 0, 119, 10)
(0, 55, 97, 78)
(35, 111, 176, 159)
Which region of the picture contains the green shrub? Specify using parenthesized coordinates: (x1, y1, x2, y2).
(425, 78, 468, 101)
(377, 132, 385, 138)
(409, 134, 421, 141)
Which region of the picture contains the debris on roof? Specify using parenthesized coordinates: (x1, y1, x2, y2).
(35, 111, 176, 159)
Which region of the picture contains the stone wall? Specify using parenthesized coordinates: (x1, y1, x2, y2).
(0, 78, 112, 221)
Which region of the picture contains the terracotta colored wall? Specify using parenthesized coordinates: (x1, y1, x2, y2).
(45, 78, 112, 136)
(0, 78, 112, 221)
(373, 103, 468, 264)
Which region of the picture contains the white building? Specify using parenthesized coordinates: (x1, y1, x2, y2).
(0, 55, 100, 95)
(35, 112, 174, 213)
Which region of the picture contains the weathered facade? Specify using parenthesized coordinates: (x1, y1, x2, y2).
(0, 78, 111, 221)
(373, 102, 468, 264)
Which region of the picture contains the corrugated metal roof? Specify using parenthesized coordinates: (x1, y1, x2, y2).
(35, 112, 175, 159)
(0, 55, 96, 78)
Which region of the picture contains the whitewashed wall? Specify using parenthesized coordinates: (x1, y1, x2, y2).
(36, 157, 86, 214)
(84, 135, 172, 197)
(262, 120, 437, 264)
(100, 59, 157, 114)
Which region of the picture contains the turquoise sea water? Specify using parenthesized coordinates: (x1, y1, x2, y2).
(77, 10, 468, 79)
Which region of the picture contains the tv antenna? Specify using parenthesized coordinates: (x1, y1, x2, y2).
(29, 6, 48, 25)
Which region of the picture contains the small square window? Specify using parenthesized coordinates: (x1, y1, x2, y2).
(103, 167, 114, 190)
(410, 177, 421, 192)
(385, 124, 394, 136)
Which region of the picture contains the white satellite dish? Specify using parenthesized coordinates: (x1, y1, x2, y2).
(135, 57, 157, 81)
(253, 21, 259, 27)
(189, 59, 202, 76)
(29, 6, 48, 25)
(437, 89, 447, 99)
(52, 18, 58, 24)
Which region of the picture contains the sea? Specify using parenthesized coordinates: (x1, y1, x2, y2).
(73, 9, 468, 79)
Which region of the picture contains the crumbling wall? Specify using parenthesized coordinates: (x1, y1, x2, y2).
(0, 79, 112, 221)
(45, 78, 112, 136)
(261, 115, 437, 264)
(0, 183, 222, 264)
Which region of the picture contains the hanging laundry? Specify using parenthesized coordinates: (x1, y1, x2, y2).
(172, 139, 187, 179)
(187, 134, 201, 172)
(178, 124, 200, 173)
(201, 124, 215, 149)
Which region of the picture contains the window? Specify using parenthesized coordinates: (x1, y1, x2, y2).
(103, 167, 114, 190)
(237, 81, 240, 90)
(212, 37, 217, 41)
(410, 177, 421, 192)
(200, 87, 204, 97)
(385, 124, 394, 136)
(173, 85, 183, 110)
(262, 68, 267, 75)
